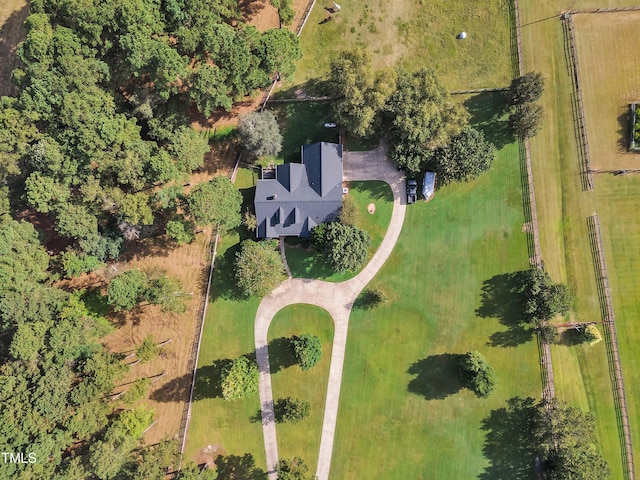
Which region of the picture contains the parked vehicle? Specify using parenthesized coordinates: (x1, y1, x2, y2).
(407, 179, 418, 204)
(422, 172, 436, 201)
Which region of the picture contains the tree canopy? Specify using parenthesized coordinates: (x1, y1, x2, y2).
(187, 176, 242, 230)
(311, 222, 371, 273)
(521, 269, 572, 323)
(329, 48, 396, 138)
(506, 71, 545, 106)
(510, 102, 544, 140)
(238, 110, 283, 158)
(235, 239, 285, 297)
(292, 334, 322, 371)
(458, 351, 497, 397)
(221, 356, 259, 401)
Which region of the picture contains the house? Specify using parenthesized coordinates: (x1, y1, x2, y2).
(255, 142, 343, 239)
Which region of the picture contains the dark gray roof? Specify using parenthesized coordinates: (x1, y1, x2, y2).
(255, 142, 343, 238)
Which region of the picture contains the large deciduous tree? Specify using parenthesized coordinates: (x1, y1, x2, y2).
(329, 48, 396, 138)
(187, 176, 242, 231)
(521, 269, 572, 323)
(235, 239, 285, 297)
(221, 356, 259, 401)
(429, 127, 496, 184)
(509, 102, 544, 140)
(237, 110, 283, 158)
(458, 351, 497, 397)
(385, 68, 469, 172)
(506, 71, 545, 106)
(311, 222, 371, 273)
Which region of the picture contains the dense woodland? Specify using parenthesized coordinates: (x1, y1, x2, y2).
(0, 0, 300, 478)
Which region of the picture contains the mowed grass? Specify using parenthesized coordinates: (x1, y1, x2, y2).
(268, 305, 334, 473)
(520, 1, 640, 477)
(284, 180, 393, 281)
(331, 140, 541, 479)
(185, 168, 267, 468)
(291, 0, 512, 91)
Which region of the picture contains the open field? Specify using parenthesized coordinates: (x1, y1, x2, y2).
(290, 0, 512, 92)
(331, 137, 541, 478)
(520, 1, 640, 477)
(0, 0, 28, 96)
(285, 180, 393, 281)
(268, 305, 334, 473)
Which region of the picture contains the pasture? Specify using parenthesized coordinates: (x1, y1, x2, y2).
(520, 1, 640, 477)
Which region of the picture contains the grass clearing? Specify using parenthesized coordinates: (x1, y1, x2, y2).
(284, 180, 393, 281)
(268, 305, 334, 473)
(289, 0, 512, 93)
(520, 2, 640, 476)
(331, 137, 541, 478)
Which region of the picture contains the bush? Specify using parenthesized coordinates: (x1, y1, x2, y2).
(580, 324, 602, 345)
(165, 218, 195, 244)
(459, 351, 497, 397)
(107, 270, 148, 311)
(221, 356, 259, 401)
(274, 397, 310, 423)
(339, 194, 360, 226)
(292, 334, 322, 371)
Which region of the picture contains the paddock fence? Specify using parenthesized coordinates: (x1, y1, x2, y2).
(587, 214, 635, 480)
(560, 13, 594, 191)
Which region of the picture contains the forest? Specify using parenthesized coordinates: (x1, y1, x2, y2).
(0, 0, 301, 478)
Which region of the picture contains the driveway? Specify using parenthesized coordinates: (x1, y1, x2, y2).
(255, 140, 406, 480)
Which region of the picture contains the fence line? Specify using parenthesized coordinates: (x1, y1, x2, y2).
(587, 214, 635, 480)
(176, 154, 242, 470)
(561, 14, 594, 191)
(259, 0, 317, 112)
(512, 0, 555, 405)
(567, 5, 640, 14)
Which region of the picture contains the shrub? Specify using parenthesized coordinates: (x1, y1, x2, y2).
(274, 397, 310, 424)
(459, 351, 497, 397)
(165, 218, 195, 244)
(580, 324, 602, 345)
(221, 356, 259, 401)
(339, 194, 360, 226)
(292, 334, 322, 371)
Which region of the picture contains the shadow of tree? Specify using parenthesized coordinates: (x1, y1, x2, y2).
(209, 244, 244, 301)
(192, 359, 234, 401)
(268, 337, 297, 373)
(479, 397, 538, 480)
(463, 92, 514, 150)
(407, 354, 464, 400)
(150, 373, 190, 403)
(559, 328, 584, 346)
(476, 271, 534, 347)
(215, 453, 268, 480)
(351, 181, 393, 202)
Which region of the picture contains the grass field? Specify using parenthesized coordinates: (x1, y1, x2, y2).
(520, 1, 640, 477)
(290, 0, 512, 92)
(268, 305, 334, 473)
(330, 138, 541, 478)
(284, 180, 393, 281)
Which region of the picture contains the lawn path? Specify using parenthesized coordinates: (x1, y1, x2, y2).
(255, 141, 406, 479)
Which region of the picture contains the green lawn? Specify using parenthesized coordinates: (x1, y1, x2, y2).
(267, 305, 334, 473)
(331, 139, 541, 478)
(288, 0, 512, 93)
(284, 180, 393, 281)
(519, 1, 640, 477)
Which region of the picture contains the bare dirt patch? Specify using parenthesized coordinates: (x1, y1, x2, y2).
(242, 0, 280, 31)
(0, 0, 28, 97)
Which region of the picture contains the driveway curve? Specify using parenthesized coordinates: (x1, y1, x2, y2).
(255, 141, 406, 480)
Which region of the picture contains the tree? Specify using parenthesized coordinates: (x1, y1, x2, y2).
(386, 68, 469, 171)
(271, 0, 295, 25)
(221, 356, 259, 401)
(579, 324, 602, 345)
(188, 63, 233, 115)
(176, 462, 219, 480)
(339, 194, 360, 226)
(145, 274, 187, 312)
(60, 251, 104, 278)
(136, 334, 160, 363)
(276, 457, 314, 480)
(107, 270, 148, 311)
(311, 222, 371, 273)
(165, 218, 196, 244)
(24, 172, 69, 213)
(259, 28, 302, 78)
(187, 176, 242, 231)
(535, 400, 611, 479)
(243, 209, 257, 233)
(509, 103, 544, 139)
(459, 351, 497, 397)
(328, 48, 396, 138)
(55, 204, 99, 239)
(121, 378, 151, 406)
(274, 397, 310, 424)
(522, 269, 572, 323)
(0, 215, 50, 290)
(235, 240, 285, 297)
(292, 334, 322, 371)
(429, 127, 496, 184)
(538, 323, 560, 345)
(237, 110, 283, 158)
(506, 71, 545, 106)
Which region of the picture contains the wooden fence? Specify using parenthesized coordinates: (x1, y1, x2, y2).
(587, 214, 635, 480)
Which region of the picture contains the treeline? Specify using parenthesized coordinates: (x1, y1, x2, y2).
(0, 0, 300, 265)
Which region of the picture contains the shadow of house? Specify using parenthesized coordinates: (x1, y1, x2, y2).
(407, 354, 464, 400)
(476, 271, 534, 347)
(479, 397, 539, 480)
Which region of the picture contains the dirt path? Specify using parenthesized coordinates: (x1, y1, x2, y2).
(255, 142, 406, 479)
(0, 0, 28, 96)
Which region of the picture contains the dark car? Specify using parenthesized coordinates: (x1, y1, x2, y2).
(406, 179, 417, 204)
